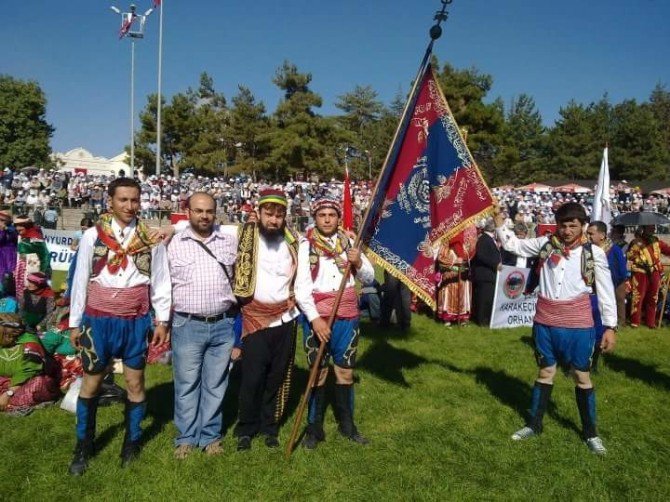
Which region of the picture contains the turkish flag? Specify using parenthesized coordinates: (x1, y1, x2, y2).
(342, 166, 353, 231)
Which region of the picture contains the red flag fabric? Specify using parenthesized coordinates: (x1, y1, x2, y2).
(153, 0, 162, 7)
(361, 62, 494, 309)
(342, 166, 353, 231)
(119, 12, 136, 39)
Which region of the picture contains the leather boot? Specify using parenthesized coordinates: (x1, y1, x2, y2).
(69, 396, 98, 476)
(302, 386, 326, 449)
(334, 384, 369, 445)
(120, 399, 146, 467)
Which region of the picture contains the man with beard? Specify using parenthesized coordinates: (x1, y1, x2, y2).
(167, 193, 238, 459)
(495, 202, 617, 455)
(294, 196, 374, 449)
(233, 189, 301, 450)
(67, 178, 171, 475)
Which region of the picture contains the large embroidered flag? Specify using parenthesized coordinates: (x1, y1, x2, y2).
(361, 62, 494, 309)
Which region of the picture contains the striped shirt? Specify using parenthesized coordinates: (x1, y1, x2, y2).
(167, 225, 238, 316)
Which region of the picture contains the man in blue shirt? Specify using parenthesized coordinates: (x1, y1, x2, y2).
(587, 220, 627, 370)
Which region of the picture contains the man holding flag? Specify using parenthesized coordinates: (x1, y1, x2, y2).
(285, 7, 496, 456)
(495, 202, 617, 455)
(294, 195, 374, 449)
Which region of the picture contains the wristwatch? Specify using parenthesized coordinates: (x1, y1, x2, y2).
(156, 321, 169, 327)
(604, 325, 618, 332)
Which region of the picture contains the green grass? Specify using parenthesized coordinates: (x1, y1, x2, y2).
(2, 317, 670, 501)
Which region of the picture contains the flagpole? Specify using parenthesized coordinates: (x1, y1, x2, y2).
(155, 1, 163, 176)
(130, 39, 135, 177)
(284, 1, 454, 459)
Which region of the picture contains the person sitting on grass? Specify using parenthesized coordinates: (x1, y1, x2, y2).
(0, 275, 18, 314)
(495, 202, 617, 455)
(22, 272, 55, 331)
(0, 314, 60, 415)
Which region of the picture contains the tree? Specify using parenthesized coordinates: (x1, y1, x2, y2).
(185, 73, 230, 175)
(264, 61, 340, 179)
(134, 73, 231, 176)
(498, 94, 547, 183)
(611, 99, 667, 180)
(0, 75, 54, 169)
(134, 91, 198, 175)
(543, 97, 617, 180)
(648, 84, 670, 178)
(335, 85, 384, 134)
(228, 86, 270, 178)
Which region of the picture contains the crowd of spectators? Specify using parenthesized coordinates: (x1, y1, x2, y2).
(2, 166, 670, 234)
(493, 183, 670, 235)
(0, 168, 375, 231)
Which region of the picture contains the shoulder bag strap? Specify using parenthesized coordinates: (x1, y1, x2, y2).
(190, 238, 234, 285)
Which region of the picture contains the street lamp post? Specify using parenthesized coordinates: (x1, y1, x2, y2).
(110, 4, 154, 178)
(155, 1, 164, 177)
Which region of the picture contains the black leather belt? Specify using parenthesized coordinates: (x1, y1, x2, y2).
(174, 307, 239, 323)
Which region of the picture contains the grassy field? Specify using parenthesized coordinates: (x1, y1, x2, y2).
(2, 315, 669, 501)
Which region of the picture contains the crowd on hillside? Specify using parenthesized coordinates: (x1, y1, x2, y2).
(2, 167, 670, 231)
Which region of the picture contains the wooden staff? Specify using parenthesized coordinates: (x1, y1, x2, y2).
(657, 266, 670, 328)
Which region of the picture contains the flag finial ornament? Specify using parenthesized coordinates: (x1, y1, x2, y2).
(430, 0, 454, 40)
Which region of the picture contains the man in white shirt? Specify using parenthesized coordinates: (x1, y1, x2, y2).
(294, 196, 374, 449)
(495, 202, 616, 455)
(233, 189, 301, 451)
(67, 178, 171, 475)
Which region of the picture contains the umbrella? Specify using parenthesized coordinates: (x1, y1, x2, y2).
(552, 183, 593, 194)
(612, 211, 670, 226)
(517, 182, 553, 193)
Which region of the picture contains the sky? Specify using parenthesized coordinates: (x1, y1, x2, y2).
(2, 0, 669, 159)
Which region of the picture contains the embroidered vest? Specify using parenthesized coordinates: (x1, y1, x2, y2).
(233, 223, 300, 302)
(307, 229, 353, 281)
(526, 241, 595, 294)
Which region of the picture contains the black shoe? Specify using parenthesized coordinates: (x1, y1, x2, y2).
(237, 436, 252, 451)
(120, 441, 141, 468)
(302, 424, 325, 450)
(339, 426, 369, 445)
(264, 435, 279, 448)
(302, 432, 321, 450)
(68, 441, 94, 476)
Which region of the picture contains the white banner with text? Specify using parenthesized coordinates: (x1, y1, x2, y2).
(489, 265, 537, 329)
